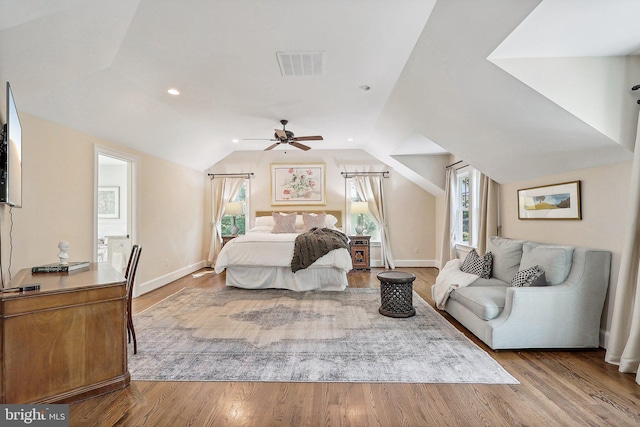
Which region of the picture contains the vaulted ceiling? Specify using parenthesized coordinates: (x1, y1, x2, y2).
(1, 0, 638, 196)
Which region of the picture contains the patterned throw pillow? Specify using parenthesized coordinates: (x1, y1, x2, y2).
(271, 212, 297, 233)
(302, 212, 326, 231)
(511, 265, 547, 287)
(460, 249, 493, 279)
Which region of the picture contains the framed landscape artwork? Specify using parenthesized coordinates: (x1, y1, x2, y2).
(517, 181, 581, 220)
(270, 163, 326, 205)
(98, 186, 120, 219)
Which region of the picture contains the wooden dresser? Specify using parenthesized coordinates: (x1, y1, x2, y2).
(0, 263, 129, 403)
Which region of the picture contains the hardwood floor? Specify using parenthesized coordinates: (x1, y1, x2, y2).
(71, 268, 640, 426)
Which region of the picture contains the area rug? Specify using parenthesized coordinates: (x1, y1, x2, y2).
(128, 287, 518, 384)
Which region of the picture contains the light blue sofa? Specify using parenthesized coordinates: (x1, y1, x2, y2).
(432, 237, 612, 350)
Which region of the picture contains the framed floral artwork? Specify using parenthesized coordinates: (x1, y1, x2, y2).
(270, 163, 326, 205)
(98, 186, 120, 219)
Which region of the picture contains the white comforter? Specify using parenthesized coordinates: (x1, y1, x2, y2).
(214, 228, 353, 273)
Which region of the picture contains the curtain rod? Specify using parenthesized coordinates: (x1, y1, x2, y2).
(445, 160, 463, 169)
(208, 173, 254, 179)
(341, 171, 390, 178)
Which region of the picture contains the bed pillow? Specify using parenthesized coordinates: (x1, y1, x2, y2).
(303, 212, 326, 231)
(272, 212, 297, 233)
(325, 214, 339, 228)
(510, 265, 547, 287)
(460, 249, 493, 279)
(255, 216, 275, 228)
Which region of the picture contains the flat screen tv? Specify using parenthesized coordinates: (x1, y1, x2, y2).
(1, 82, 22, 207)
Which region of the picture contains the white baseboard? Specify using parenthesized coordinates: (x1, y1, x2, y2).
(600, 328, 610, 349)
(134, 261, 207, 298)
(371, 259, 438, 268)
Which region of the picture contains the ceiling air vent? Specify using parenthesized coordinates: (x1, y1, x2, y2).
(276, 51, 325, 77)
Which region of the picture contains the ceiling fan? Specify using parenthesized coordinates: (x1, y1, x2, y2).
(245, 119, 323, 151)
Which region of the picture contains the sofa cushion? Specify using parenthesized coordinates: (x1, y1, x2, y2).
(449, 285, 507, 320)
(467, 277, 508, 287)
(488, 236, 525, 283)
(460, 249, 493, 279)
(519, 242, 574, 285)
(511, 266, 547, 287)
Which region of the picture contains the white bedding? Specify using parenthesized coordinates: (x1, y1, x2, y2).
(214, 227, 353, 291)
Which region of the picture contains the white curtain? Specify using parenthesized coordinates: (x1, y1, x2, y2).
(439, 167, 457, 267)
(207, 177, 244, 265)
(476, 171, 500, 255)
(439, 167, 498, 266)
(605, 113, 640, 385)
(353, 175, 395, 269)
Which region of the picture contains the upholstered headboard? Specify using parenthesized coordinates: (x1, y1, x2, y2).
(255, 210, 343, 229)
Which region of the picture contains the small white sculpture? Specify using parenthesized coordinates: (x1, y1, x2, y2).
(58, 241, 70, 265)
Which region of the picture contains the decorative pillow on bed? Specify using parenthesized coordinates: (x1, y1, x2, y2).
(272, 212, 297, 233)
(302, 212, 326, 231)
(510, 265, 547, 287)
(279, 212, 305, 229)
(460, 249, 493, 279)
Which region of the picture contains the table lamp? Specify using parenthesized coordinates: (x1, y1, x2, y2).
(225, 202, 244, 235)
(351, 201, 369, 235)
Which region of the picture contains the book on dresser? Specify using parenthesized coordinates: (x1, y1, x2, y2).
(31, 261, 90, 273)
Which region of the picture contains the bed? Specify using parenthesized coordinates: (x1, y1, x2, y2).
(214, 210, 353, 291)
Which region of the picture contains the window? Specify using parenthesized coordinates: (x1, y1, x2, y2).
(346, 179, 379, 241)
(454, 168, 480, 247)
(221, 180, 249, 236)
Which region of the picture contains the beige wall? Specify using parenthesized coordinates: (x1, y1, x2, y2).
(0, 113, 208, 293)
(208, 149, 438, 266)
(499, 160, 632, 341)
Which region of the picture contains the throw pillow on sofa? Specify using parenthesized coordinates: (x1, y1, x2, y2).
(511, 265, 547, 287)
(488, 236, 526, 283)
(519, 242, 574, 285)
(461, 249, 493, 279)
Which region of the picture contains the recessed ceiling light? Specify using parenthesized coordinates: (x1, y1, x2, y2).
(232, 139, 239, 143)
(167, 88, 180, 96)
(359, 85, 371, 91)
(347, 138, 355, 142)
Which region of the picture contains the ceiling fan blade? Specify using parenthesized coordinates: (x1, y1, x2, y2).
(243, 138, 277, 141)
(264, 142, 280, 151)
(290, 142, 311, 151)
(274, 129, 287, 140)
(292, 135, 323, 141)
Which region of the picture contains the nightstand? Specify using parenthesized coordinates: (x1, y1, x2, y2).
(222, 235, 237, 247)
(349, 235, 371, 271)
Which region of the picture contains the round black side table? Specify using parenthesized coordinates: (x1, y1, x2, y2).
(376, 271, 417, 318)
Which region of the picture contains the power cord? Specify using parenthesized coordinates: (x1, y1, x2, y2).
(0, 208, 3, 288)
(8, 206, 13, 283)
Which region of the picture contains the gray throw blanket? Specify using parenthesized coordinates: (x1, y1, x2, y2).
(291, 228, 349, 273)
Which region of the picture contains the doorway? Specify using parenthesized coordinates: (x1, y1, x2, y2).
(95, 147, 138, 274)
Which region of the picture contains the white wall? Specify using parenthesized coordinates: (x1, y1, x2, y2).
(208, 149, 438, 266)
(0, 113, 208, 293)
(499, 160, 632, 345)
